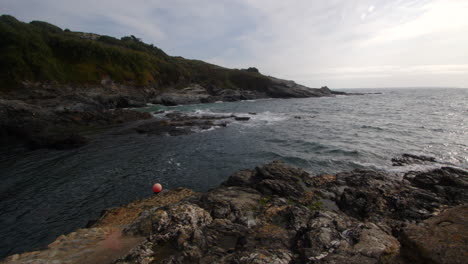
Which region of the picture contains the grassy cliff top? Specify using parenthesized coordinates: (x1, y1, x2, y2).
(0, 15, 272, 91)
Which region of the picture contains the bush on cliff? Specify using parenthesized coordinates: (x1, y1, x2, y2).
(0, 15, 279, 93)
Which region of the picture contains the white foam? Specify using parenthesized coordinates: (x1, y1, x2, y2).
(199, 127, 218, 132)
(248, 111, 288, 124)
(154, 108, 289, 129)
(193, 109, 215, 115)
(190, 126, 222, 134)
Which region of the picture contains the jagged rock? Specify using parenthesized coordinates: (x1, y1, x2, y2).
(4, 161, 467, 264)
(197, 187, 261, 226)
(222, 170, 255, 187)
(127, 111, 242, 137)
(391, 153, 436, 166)
(124, 202, 213, 238)
(329, 167, 468, 223)
(236, 249, 293, 264)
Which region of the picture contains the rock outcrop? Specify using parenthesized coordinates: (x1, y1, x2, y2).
(0, 98, 152, 150)
(4, 161, 466, 264)
(391, 153, 437, 166)
(400, 204, 468, 264)
(150, 78, 335, 107)
(115, 111, 253, 137)
(0, 77, 340, 150)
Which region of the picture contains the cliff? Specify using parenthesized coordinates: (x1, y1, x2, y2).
(0, 15, 332, 99)
(0, 15, 339, 149)
(3, 160, 467, 264)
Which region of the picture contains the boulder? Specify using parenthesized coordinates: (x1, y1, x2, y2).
(400, 205, 468, 264)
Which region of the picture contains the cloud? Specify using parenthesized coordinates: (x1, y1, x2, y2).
(220, 0, 468, 87)
(362, 0, 468, 45)
(1, 0, 467, 88)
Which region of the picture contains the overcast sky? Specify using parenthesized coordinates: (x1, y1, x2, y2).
(1, 0, 467, 88)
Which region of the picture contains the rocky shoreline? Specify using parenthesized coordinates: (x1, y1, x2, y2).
(114, 111, 254, 137)
(3, 159, 466, 264)
(0, 80, 346, 150)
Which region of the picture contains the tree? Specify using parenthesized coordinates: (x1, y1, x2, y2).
(245, 67, 259, 73)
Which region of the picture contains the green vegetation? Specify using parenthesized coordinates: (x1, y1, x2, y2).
(259, 196, 271, 207)
(308, 200, 323, 211)
(0, 15, 273, 91)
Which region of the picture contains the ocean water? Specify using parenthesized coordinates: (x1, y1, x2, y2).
(0, 88, 467, 258)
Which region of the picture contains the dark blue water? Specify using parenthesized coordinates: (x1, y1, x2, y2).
(0, 88, 467, 258)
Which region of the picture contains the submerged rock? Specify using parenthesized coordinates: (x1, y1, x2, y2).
(128, 112, 250, 137)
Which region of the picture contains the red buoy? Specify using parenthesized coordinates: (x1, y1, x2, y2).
(152, 183, 162, 193)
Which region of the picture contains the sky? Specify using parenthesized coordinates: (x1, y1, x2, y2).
(1, 0, 467, 88)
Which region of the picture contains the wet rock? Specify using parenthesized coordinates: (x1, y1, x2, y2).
(234, 116, 250, 121)
(222, 170, 255, 187)
(406, 167, 468, 205)
(130, 111, 236, 137)
(159, 94, 205, 106)
(114, 96, 146, 108)
(254, 160, 309, 182)
(391, 153, 436, 166)
(249, 161, 308, 198)
(256, 179, 304, 198)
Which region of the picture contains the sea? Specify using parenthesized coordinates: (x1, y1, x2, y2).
(0, 88, 467, 258)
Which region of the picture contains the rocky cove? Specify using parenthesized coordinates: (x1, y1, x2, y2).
(1, 15, 467, 264)
(3, 158, 467, 264)
(0, 79, 342, 150)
